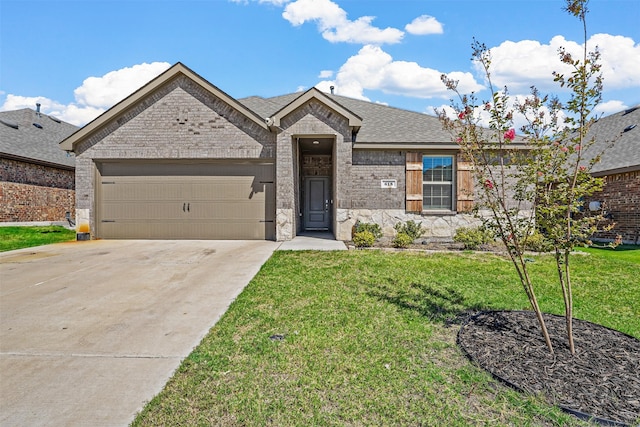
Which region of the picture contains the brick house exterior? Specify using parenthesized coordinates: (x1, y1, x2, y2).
(585, 107, 640, 244)
(61, 63, 492, 241)
(1, 108, 77, 223)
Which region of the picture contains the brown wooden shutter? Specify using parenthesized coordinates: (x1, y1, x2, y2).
(406, 152, 423, 213)
(456, 157, 474, 212)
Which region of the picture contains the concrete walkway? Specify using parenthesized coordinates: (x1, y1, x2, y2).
(0, 240, 278, 427)
(277, 231, 347, 251)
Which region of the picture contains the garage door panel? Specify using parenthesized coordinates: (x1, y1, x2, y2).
(102, 181, 187, 201)
(96, 161, 274, 240)
(101, 201, 184, 220)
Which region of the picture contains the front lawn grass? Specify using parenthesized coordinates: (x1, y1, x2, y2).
(0, 226, 76, 252)
(133, 248, 639, 426)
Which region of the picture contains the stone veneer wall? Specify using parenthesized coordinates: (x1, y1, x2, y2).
(73, 77, 275, 236)
(589, 170, 640, 244)
(337, 208, 481, 242)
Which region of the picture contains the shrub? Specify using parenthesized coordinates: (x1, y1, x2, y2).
(354, 222, 383, 239)
(454, 226, 494, 250)
(524, 230, 552, 252)
(353, 231, 375, 248)
(392, 232, 413, 248)
(394, 220, 424, 240)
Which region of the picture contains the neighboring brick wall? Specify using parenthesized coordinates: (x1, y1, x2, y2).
(0, 181, 75, 222)
(590, 171, 640, 244)
(1, 158, 74, 189)
(351, 150, 405, 209)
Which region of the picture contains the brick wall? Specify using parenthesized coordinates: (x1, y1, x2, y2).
(351, 150, 405, 209)
(1, 158, 74, 189)
(590, 170, 640, 244)
(0, 181, 75, 222)
(302, 155, 332, 177)
(74, 77, 276, 234)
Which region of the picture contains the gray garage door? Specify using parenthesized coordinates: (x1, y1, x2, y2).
(96, 161, 275, 240)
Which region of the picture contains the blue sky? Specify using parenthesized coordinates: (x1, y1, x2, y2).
(1, 0, 638, 126)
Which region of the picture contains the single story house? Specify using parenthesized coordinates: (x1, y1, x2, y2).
(585, 106, 640, 244)
(60, 62, 483, 241)
(1, 107, 78, 223)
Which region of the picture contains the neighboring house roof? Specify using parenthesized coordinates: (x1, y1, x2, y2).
(0, 108, 77, 169)
(587, 106, 640, 176)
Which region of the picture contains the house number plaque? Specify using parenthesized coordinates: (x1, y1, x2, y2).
(380, 179, 397, 189)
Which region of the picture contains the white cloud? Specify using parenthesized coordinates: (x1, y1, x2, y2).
(482, 34, 640, 94)
(315, 80, 337, 95)
(282, 0, 403, 44)
(318, 70, 334, 78)
(0, 94, 104, 126)
(594, 100, 629, 117)
(74, 62, 171, 108)
(1, 62, 171, 126)
(405, 15, 443, 35)
(317, 45, 482, 100)
(259, 0, 291, 4)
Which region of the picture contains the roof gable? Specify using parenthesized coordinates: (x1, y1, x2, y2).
(60, 62, 269, 152)
(240, 91, 456, 146)
(266, 87, 362, 129)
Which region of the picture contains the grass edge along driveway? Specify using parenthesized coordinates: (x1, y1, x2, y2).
(133, 248, 639, 426)
(0, 226, 75, 252)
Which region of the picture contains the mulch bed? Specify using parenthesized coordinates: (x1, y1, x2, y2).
(458, 310, 640, 426)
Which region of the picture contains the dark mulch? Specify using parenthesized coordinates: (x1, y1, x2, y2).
(458, 311, 640, 426)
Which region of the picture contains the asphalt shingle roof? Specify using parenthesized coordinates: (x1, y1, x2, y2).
(0, 108, 77, 168)
(586, 106, 640, 175)
(239, 92, 452, 144)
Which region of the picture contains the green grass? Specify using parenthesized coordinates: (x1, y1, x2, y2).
(133, 248, 639, 426)
(0, 226, 76, 252)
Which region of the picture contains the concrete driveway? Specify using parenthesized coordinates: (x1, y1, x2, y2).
(0, 239, 278, 427)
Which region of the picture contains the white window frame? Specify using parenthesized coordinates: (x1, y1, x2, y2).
(422, 154, 455, 211)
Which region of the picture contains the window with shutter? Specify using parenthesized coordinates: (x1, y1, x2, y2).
(405, 152, 474, 213)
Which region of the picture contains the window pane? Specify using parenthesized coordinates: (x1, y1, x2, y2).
(423, 156, 452, 183)
(423, 183, 452, 209)
(422, 155, 453, 210)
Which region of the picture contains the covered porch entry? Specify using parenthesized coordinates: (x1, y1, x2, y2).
(296, 136, 335, 235)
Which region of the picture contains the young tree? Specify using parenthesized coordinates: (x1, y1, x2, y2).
(439, 0, 611, 354)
